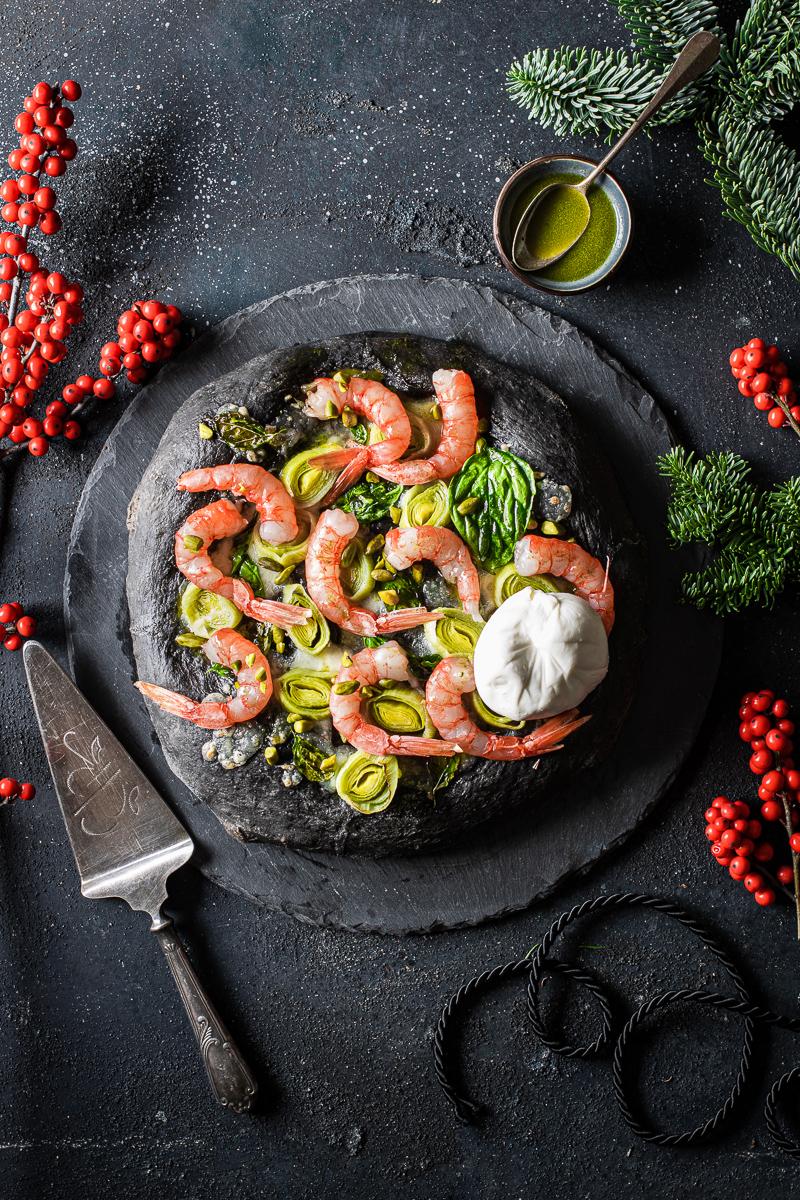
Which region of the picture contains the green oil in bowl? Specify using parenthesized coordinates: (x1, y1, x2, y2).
(513, 172, 618, 283)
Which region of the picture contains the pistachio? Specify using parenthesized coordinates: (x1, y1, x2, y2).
(285, 711, 301, 724)
(254, 666, 267, 681)
(175, 633, 205, 648)
(264, 746, 279, 765)
(475, 437, 487, 454)
(389, 506, 402, 523)
(527, 518, 539, 530)
(365, 470, 379, 484)
(541, 520, 563, 536)
(377, 588, 400, 606)
(320, 754, 338, 772)
(182, 534, 203, 552)
(366, 534, 385, 554)
(477, 417, 489, 433)
(341, 407, 358, 429)
(371, 568, 393, 582)
(341, 652, 353, 667)
(411, 563, 424, 585)
(293, 718, 315, 733)
(430, 402, 442, 420)
(274, 565, 294, 585)
(456, 497, 482, 516)
(245, 653, 256, 668)
(324, 399, 339, 419)
(333, 679, 358, 695)
(259, 681, 269, 694)
(360, 685, 376, 700)
(198, 421, 214, 440)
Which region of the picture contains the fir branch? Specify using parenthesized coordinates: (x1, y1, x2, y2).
(698, 105, 800, 279)
(610, 0, 720, 68)
(658, 449, 800, 615)
(506, 47, 698, 137)
(721, 0, 800, 121)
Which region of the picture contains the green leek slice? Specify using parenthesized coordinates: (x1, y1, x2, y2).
(404, 398, 441, 460)
(399, 481, 450, 529)
(249, 507, 314, 569)
(470, 690, 524, 732)
(275, 670, 333, 721)
(340, 537, 375, 603)
(179, 583, 242, 639)
(282, 583, 330, 655)
(336, 751, 399, 814)
(492, 563, 569, 608)
(365, 684, 434, 737)
(280, 443, 340, 506)
(424, 607, 483, 657)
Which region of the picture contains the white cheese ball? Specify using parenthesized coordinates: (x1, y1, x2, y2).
(473, 588, 609, 720)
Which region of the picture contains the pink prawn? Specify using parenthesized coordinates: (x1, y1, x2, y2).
(175, 498, 309, 630)
(135, 628, 272, 730)
(425, 656, 590, 760)
(177, 463, 298, 544)
(330, 641, 461, 757)
(383, 525, 481, 617)
(515, 535, 614, 634)
(372, 368, 478, 485)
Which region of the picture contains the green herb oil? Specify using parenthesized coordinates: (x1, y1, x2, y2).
(513, 172, 618, 283)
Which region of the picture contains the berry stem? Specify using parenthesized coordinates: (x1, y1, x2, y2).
(780, 791, 800, 939)
(772, 392, 800, 442)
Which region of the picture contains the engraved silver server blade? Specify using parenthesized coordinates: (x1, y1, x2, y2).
(23, 640, 257, 1114)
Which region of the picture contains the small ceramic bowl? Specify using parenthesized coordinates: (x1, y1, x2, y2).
(493, 154, 632, 295)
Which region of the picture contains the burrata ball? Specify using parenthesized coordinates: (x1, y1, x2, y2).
(473, 588, 609, 720)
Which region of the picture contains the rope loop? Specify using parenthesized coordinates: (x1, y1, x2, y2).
(433, 892, 800, 1156)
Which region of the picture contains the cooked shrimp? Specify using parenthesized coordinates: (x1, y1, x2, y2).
(177, 463, 298, 544)
(135, 629, 272, 730)
(383, 526, 481, 617)
(372, 368, 478, 485)
(304, 375, 412, 501)
(175, 498, 309, 630)
(514, 535, 614, 633)
(330, 641, 460, 757)
(425, 656, 591, 760)
(304, 509, 440, 637)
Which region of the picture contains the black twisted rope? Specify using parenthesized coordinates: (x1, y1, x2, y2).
(434, 892, 800, 1154)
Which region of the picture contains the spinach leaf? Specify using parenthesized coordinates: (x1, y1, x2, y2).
(292, 735, 336, 784)
(362, 635, 386, 648)
(406, 651, 441, 679)
(351, 421, 369, 445)
(431, 755, 461, 796)
(208, 662, 234, 680)
(335, 478, 403, 522)
(384, 571, 422, 609)
(449, 447, 537, 572)
(231, 546, 265, 597)
(215, 410, 291, 455)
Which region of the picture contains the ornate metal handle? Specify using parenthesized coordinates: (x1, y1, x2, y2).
(153, 921, 258, 1113)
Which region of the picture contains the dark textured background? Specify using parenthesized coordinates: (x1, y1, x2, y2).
(2, 2, 800, 1197)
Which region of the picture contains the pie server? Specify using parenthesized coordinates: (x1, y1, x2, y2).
(23, 640, 258, 1114)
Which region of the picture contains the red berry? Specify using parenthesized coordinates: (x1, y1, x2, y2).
(18, 782, 35, 801)
(730, 347, 745, 369)
(43, 156, 65, 177)
(785, 771, 800, 792)
(15, 614, 35, 637)
(761, 800, 782, 822)
(32, 82, 53, 104)
(754, 888, 776, 907)
(54, 106, 74, 129)
(92, 378, 114, 400)
(751, 715, 772, 737)
(778, 865, 794, 886)
(753, 692, 773, 712)
(766, 729, 788, 754)
(42, 415, 63, 437)
(75, 374, 94, 394)
(747, 820, 762, 839)
(744, 873, 764, 893)
(780, 720, 796, 735)
(777, 376, 794, 396)
(772, 699, 790, 719)
(790, 834, 800, 854)
(754, 842, 775, 862)
(712, 795, 728, 809)
(705, 824, 717, 841)
(711, 843, 730, 863)
(747, 338, 766, 350)
(768, 408, 786, 429)
(730, 857, 750, 878)
(39, 211, 62, 236)
(753, 374, 773, 394)
(2, 631, 22, 650)
(739, 722, 754, 742)
(27, 436, 48, 457)
(0, 601, 22, 622)
(61, 80, 81, 101)
(753, 392, 774, 411)
(0, 777, 19, 797)
(16, 202, 38, 227)
(63, 419, 81, 440)
(762, 770, 785, 794)
(745, 347, 765, 369)
(736, 838, 755, 857)
(719, 828, 738, 850)
(34, 186, 56, 212)
(59, 138, 77, 161)
(132, 318, 154, 343)
(21, 417, 42, 439)
(750, 749, 773, 773)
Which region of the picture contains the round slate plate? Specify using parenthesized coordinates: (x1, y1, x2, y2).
(65, 274, 721, 935)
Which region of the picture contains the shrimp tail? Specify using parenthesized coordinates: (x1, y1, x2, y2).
(317, 449, 370, 503)
(376, 607, 441, 633)
(388, 734, 461, 757)
(308, 447, 366, 470)
(245, 598, 312, 628)
(135, 681, 229, 730)
(528, 710, 592, 752)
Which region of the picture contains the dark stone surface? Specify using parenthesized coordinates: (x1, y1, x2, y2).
(2, 2, 800, 1197)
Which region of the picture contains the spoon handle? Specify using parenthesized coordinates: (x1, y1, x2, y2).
(580, 30, 720, 190)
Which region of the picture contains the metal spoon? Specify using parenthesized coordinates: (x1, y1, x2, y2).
(511, 29, 720, 273)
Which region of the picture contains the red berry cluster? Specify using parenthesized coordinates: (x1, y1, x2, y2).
(0, 777, 35, 806)
(729, 338, 800, 433)
(739, 689, 798, 818)
(100, 299, 183, 385)
(2, 79, 81, 238)
(704, 795, 776, 907)
(0, 600, 35, 651)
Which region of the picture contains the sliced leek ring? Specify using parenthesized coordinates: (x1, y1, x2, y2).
(470, 690, 524, 732)
(275, 670, 333, 721)
(179, 582, 242, 639)
(280, 443, 340, 507)
(365, 684, 434, 737)
(282, 583, 331, 655)
(336, 751, 399, 814)
(404, 398, 441, 460)
(249, 507, 314, 569)
(340, 537, 375, 603)
(399, 481, 450, 529)
(493, 563, 569, 608)
(424, 607, 484, 657)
